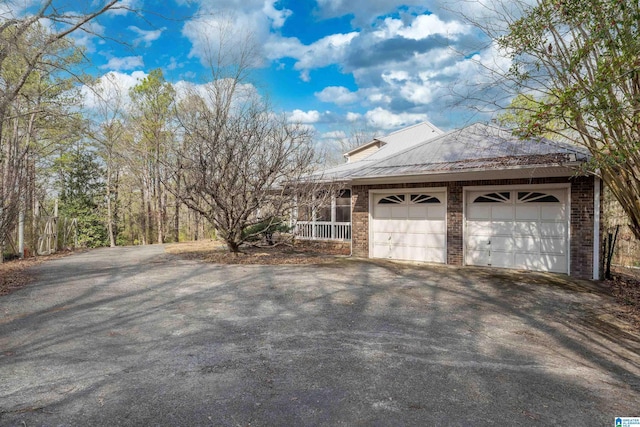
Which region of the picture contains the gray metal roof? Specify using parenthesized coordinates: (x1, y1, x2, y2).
(314, 122, 589, 182)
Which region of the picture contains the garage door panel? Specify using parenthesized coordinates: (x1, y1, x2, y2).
(490, 251, 514, 268)
(540, 237, 566, 254)
(541, 205, 566, 220)
(514, 221, 540, 235)
(391, 206, 407, 218)
(467, 249, 490, 265)
(423, 247, 446, 263)
(515, 205, 539, 220)
(491, 236, 514, 251)
(388, 245, 406, 260)
(514, 236, 538, 252)
(467, 221, 491, 236)
(423, 233, 446, 248)
(372, 242, 391, 259)
(466, 235, 490, 250)
(540, 222, 566, 237)
(492, 205, 514, 220)
(515, 253, 567, 273)
(490, 221, 514, 235)
(468, 205, 491, 219)
(428, 205, 446, 219)
(409, 219, 445, 234)
(373, 219, 406, 233)
(375, 206, 392, 218)
(407, 206, 426, 218)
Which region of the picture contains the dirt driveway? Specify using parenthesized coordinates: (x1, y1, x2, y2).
(1, 245, 639, 426)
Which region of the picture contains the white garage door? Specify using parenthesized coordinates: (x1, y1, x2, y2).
(465, 189, 568, 273)
(371, 192, 446, 263)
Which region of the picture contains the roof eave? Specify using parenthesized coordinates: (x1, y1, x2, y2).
(349, 161, 588, 184)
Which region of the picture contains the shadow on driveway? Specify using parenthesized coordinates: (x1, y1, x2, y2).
(1, 246, 639, 426)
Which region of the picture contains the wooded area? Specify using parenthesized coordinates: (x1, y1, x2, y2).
(0, 1, 326, 260)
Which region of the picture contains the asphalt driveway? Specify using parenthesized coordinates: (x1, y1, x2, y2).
(1, 245, 639, 426)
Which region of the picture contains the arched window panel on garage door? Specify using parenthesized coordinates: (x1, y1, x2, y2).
(517, 192, 560, 203)
(473, 192, 511, 203)
(410, 194, 441, 204)
(378, 194, 405, 204)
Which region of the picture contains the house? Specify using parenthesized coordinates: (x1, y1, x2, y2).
(296, 121, 602, 280)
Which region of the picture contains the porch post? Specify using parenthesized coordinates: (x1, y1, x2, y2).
(311, 194, 316, 239)
(331, 195, 336, 239)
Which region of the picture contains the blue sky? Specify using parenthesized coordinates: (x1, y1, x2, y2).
(12, 0, 512, 148)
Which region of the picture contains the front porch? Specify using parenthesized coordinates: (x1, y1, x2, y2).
(294, 221, 351, 240)
(293, 189, 352, 241)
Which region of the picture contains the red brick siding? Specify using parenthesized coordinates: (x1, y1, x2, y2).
(351, 175, 598, 279)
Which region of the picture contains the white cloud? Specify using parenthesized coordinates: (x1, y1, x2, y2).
(321, 130, 347, 139)
(128, 25, 165, 47)
(182, 10, 271, 67)
(167, 57, 182, 71)
(262, 0, 293, 28)
(289, 109, 321, 123)
(364, 107, 429, 129)
(82, 71, 148, 110)
(315, 86, 359, 105)
(375, 14, 469, 41)
(100, 56, 144, 71)
(346, 112, 362, 122)
(265, 31, 358, 80)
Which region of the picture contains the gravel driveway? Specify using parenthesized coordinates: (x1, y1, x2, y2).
(1, 245, 639, 426)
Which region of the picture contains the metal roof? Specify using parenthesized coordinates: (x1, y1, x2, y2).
(314, 122, 589, 182)
(353, 121, 444, 161)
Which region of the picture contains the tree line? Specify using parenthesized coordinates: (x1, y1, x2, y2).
(0, 2, 325, 260)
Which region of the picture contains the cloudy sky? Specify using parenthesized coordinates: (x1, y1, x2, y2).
(18, 0, 513, 144)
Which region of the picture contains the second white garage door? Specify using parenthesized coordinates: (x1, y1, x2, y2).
(465, 188, 569, 273)
(371, 191, 446, 263)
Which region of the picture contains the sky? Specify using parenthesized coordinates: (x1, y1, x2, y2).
(10, 0, 514, 149)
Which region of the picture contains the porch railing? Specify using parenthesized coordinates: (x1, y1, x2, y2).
(294, 221, 351, 241)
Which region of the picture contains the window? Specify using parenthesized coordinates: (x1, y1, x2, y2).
(336, 189, 351, 222)
(410, 194, 441, 204)
(517, 192, 560, 203)
(473, 192, 511, 203)
(378, 194, 405, 204)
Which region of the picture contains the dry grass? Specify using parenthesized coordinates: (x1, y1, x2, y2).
(604, 266, 640, 328)
(164, 239, 350, 265)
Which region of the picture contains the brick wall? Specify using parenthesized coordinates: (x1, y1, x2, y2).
(351, 175, 599, 279)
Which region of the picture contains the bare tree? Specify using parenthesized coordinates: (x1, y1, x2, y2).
(175, 86, 321, 252)
(172, 15, 328, 252)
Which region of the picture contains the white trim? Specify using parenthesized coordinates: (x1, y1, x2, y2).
(593, 177, 601, 280)
(368, 187, 447, 263)
(350, 164, 583, 185)
(462, 183, 571, 274)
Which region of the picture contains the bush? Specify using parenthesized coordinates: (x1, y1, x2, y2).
(242, 218, 290, 245)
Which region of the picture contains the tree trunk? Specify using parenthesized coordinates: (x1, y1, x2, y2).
(226, 239, 241, 253)
(105, 158, 116, 247)
(174, 199, 180, 243)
